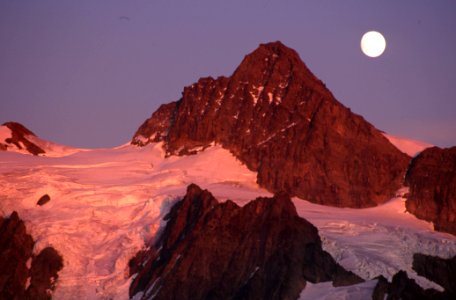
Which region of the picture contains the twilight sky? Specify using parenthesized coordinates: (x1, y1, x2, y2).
(1, 1, 455, 148)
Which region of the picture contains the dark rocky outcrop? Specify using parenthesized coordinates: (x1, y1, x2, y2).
(405, 146, 456, 235)
(0, 211, 34, 299)
(37, 194, 51, 206)
(129, 184, 362, 300)
(132, 41, 410, 208)
(133, 102, 178, 146)
(0, 211, 63, 300)
(372, 272, 444, 300)
(26, 247, 64, 300)
(372, 254, 456, 300)
(0, 122, 45, 156)
(413, 253, 456, 295)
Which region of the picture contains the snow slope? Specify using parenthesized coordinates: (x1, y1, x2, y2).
(384, 133, 432, 157)
(1, 142, 455, 299)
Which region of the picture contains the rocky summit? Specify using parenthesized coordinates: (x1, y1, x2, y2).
(405, 146, 456, 235)
(132, 41, 410, 208)
(129, 184, 362, 300)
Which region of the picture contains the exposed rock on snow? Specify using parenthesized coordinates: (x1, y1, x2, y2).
(0, 211, 34, 299)
(37, 194, 51, 206)
(132, 102, 178, 147)
(132, 41, 410, 208)
(27, 247, 64, 300)
(405, 146, 456, 235)
(129, 184, 362, 300)
(372, 271, 444, 300)
(0, 122, 45, 156)
(413, 253, 456, 296)
(0, 122, 80, 157)
(371, 253, 456, 299)
(0, 211, 63, 299)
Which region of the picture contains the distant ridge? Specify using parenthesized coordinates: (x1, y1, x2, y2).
(0, 122, 45, 155)
(0, 122, 79, 157)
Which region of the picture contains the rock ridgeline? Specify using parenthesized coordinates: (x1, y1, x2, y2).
(372, 254, 456, 300)
(405, 146, 456, 235)
(413, 253, 456, 296)
(0, 122, 45, 156)
(0, 211, 63, 300)
(132, 41, 410, 208)
(129, 184, 362, 300)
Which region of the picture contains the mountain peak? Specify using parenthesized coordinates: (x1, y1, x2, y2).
(252, 41, 300, 59)
(232, 41, 332, 101)
(132, 42, 410, 208)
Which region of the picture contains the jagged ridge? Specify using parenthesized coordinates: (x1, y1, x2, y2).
(129, 184, 362, 300)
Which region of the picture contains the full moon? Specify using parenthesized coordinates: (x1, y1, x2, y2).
(360, 31, 386, 57)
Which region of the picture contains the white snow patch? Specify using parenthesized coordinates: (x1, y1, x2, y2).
(133, 134, 150, 145)
(26, 257, 32, 269)
(25, 276, 32, 289)
(0, 126, 12, 142)
(299, 280, 378, 300)
(249, 85, 264, 105)
(267, 92, 273, 103)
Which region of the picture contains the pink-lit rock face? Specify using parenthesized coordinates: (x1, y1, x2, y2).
(405, 146, 456, 235)
(129, 184, 362, 300)
(132, 41, 410, 208)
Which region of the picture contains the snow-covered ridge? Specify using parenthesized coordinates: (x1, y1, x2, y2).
(1, 143, 455, 299)
(384, 133, 432, 157)
(0, 123, 80, 157)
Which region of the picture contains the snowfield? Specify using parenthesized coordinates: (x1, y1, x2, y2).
(0, 139, 455, 299)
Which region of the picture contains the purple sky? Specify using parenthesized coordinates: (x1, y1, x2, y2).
(1, 1, 455, 148)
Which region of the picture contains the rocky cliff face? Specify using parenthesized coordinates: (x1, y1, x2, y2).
(405, 146, 456, 235)
(0, 122, 45, 156)
(0, 211, 63, 300)
(129, 184, 362, 300)
(132, 42, 410, 208)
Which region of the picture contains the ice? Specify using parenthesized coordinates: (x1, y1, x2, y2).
(293, 188, 456, 291)
(1, 141, 455, 299)
(0, 143, 267, 299)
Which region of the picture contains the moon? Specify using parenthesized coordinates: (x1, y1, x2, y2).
(360, 31, 386, 58)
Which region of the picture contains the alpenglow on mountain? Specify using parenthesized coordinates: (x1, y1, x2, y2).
(132, 41, 410, 208)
